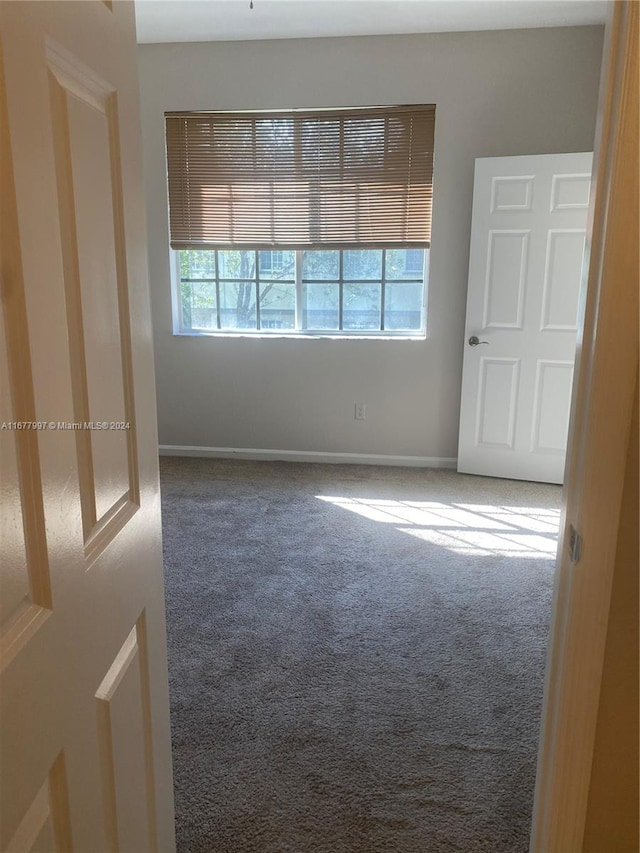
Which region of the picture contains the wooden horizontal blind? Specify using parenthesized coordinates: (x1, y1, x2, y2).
(165, 105, 435, 250)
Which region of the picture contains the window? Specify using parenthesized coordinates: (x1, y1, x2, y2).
(177, 248, 426, 335)
(166, 105, 435, 337)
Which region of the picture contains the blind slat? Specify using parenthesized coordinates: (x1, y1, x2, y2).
(165, 105, 435, 250)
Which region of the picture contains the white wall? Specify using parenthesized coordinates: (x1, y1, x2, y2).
(138, 27, 603, 461)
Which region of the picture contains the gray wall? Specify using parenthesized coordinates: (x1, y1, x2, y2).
(138, 26, 603, 459)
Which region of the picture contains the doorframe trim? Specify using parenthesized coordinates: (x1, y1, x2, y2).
(530, 2, 639, 849)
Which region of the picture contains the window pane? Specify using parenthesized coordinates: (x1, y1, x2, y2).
(179, 249, 216, 279)
(258, 250, 295, 280)
(218, 250, 256, 279)
(176, 247, 426, 336)
(385, 248, 426, 280)
(384, 282, 423, 330)
(302, 250, 339, 281)
(259, 283, 295, 330)
(181, 280, 217, 330)
(343, 283, 381, 330)
(303, 283, 339, 330)
(343, 249, 382, 280)
(220, 281, 257, 329)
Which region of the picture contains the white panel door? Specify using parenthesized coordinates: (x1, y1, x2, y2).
(458, 153, 592, 484)
(0, 3, 175, 851)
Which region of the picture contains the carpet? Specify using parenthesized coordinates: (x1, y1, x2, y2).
(159, 457, 561, 852)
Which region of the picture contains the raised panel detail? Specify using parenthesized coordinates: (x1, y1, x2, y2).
(475, 358, 520, 449)
(490, 176, 534, 212)
(550, 173, 591, 211)
(482, 230, 528, 329)
(96, 616, 157, 852)
(531, 361, 574, 453)
(68, 94, 129, 521)
(47, 42, 139, 563)
(0, 324, 29, 628)
(1, 50, 51, 667)
(5, 754, 72, 852)
(541, 230, 586, 330)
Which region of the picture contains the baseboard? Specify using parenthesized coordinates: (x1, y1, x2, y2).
(158, 444, 458, 470)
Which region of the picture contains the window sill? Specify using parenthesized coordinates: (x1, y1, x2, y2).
(172, 330, 427, 342)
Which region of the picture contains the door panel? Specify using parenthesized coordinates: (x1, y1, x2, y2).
(490, 175, 534, 212)
(458, 152, 592, 484)
(0, 341, 29, 624)
(550, 172, 591, 210)
(540, 231, 585, 330)
(476, 357, 520, 448)
(5, 755, 72, 853)
(0, 3, 175, 851)
(483, 230, 528, 328)
(95, 620, 156, 853)
(531, 360, 574, 453)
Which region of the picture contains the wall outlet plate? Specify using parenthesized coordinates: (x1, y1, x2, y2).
(355, 403, 367, 420)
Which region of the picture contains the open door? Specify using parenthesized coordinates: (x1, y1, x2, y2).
(458, 152, 592, 484)
(1, 2, 175, 850)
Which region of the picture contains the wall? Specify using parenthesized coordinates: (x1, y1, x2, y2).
(583, 373, 639, 852)
(138, 26, 603, 460)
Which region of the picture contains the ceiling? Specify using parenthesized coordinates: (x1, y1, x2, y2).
(135, 0, 609, 44)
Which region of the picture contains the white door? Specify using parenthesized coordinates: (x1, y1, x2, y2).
(457, 152, 592, 484)
(0, 3, 175, 851)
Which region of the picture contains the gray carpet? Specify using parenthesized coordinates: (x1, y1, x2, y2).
(160, 457, 561, 853)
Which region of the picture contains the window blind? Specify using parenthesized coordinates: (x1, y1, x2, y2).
(165, 105, 435, 250)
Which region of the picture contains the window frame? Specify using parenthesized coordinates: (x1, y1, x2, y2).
(171, 249, 429, 339)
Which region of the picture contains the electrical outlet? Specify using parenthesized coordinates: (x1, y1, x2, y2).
(355, 403, 367, 420)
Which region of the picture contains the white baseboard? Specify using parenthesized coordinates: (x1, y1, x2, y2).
(158, 444, 457, 470)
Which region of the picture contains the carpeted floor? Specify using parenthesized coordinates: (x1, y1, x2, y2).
(160, 457, 561, 853)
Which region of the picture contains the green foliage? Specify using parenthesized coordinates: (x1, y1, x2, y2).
(180, 249, 215, 280)
(302, 250, 339, 281)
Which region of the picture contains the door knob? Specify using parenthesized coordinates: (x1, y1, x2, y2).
(468, 335, 489, 346)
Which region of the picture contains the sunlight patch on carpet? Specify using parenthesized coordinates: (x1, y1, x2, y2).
(315, 496, 561, 558)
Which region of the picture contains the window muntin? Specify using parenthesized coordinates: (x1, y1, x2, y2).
(177, 248, 427, 336)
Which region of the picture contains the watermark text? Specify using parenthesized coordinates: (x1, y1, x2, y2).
(1, 421, 130, 431)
